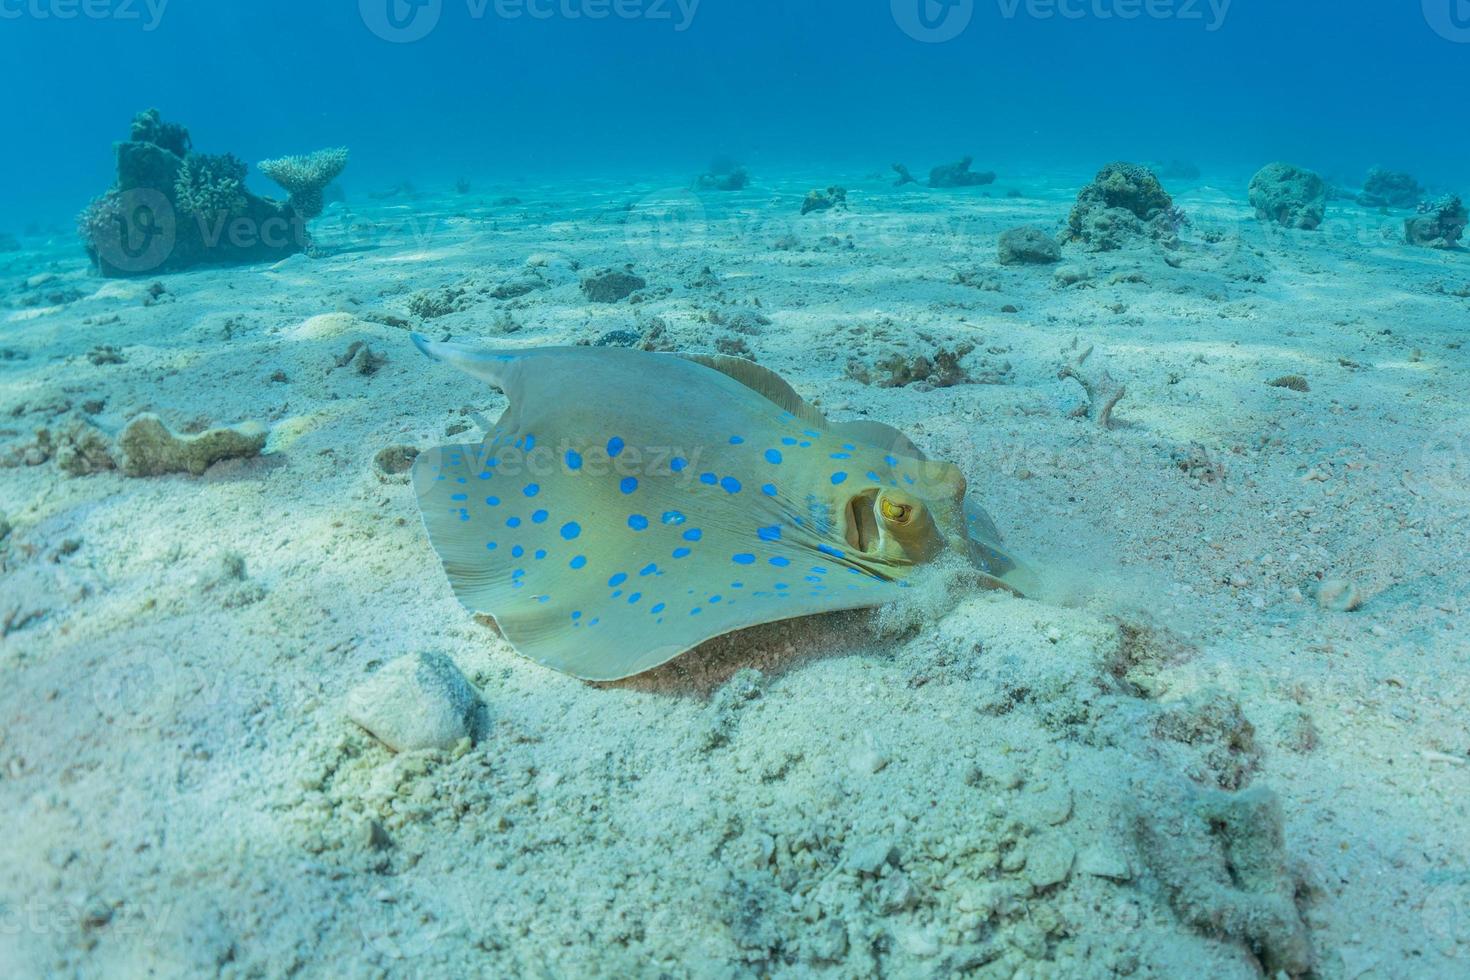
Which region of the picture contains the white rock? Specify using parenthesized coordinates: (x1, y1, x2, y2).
(345, 652, 480, 752)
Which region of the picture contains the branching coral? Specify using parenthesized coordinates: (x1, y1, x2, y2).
(257, 148, 350, 219)
(173, 153, 248, 218)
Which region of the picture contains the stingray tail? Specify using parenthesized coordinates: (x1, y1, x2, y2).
(411, 333, 521, 392)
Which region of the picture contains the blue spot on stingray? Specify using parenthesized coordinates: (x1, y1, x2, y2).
(764, 449, 783, 464)
(769, 556, 791, 567)
(884, 454, 898, 466)
(672, 547, 692, 559)
(486, 542, 498, 550)
(762, 483, 778, 497)
(609, 573, 628, 587)
(451, 493, 467, 502)
(721, 477, 742, 494)
(628, 514, 649, 531)
(803, 429, 821, 439)
(534, 549, 546, 560)
(506, 517, 522, 528)
(670, 456, 687, 472)
(478, 472, 492, 480)
(781, 437, 797, 446)
(690, 607, 703, 616)
(819, 544, 846, 559)
(729, 436, 744, 445)
(486, 496, 501, 507)
(661, 511, 686, 526)
(570, 555, 587, 569)
(524, 483, 540, 497)
(511, 545, 525, 558)
(532, 510, 548, 523)
(904, 474, 916, 485)
(561, 521, 581, 540)
(571, 611, 582, 621)
(710, 595, 722, 603)
(732, 553, 756, 565)
(640, 563, 659, 576)
(830, 453, 851, 460)
(611, 590, 622, 598)
(775, 582, 790, 590)
(699, 472, 718, 486)
(620, 477, 638, 494)
(831, 472, 848, 485)
(806, 575, 822, 583)
(524, 435, 536, 451)
(607, 436, 625, 458)
(757, 526, 782, 542)
(842, 443, 856, 451)
(682, 528, 703, 542)
(651, 603, 666, 614)
(867, 471, 880, 482)
(566, 450, 583, 470)
(732, 581, 745, 588)
(628, 593, 642, 604)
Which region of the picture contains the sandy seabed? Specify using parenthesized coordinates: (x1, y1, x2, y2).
(1, 169, 1468, 978)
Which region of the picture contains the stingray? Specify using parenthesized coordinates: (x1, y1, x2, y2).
(410, 333, 1031, 681)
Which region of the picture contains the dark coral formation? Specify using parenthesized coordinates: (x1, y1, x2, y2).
(928, 156, 996, 189)
(696, 158, 750, 192)
(1405, 195, 1467, 249)
(1066, 162, 1181, 251)
(1358, 167, 1423, 210)
(891, 163, 917, 187)
(845, 344, 1004, 389)
(1248, 162, 1327, 231)
(78, 110, 308, 277)
(800, 186, 847, 215)
(581, 267, 647, 303)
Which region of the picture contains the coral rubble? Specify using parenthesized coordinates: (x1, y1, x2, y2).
(1248, 162, 1327, 230)
(1066, 162, 1181, 251)
(77, 110, 323, 277)
(800, 186, 847, 215)
(997, 225, 1061, 265)
(928, 156, 996, 188)
(1405, 195, 1467, 249)
(1357, 167, 1423, 210)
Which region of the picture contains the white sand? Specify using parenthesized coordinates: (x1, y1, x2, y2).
(1, 170, 1467, 977)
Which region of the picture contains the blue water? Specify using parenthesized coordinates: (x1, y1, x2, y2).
(3, 0, 1467, 230)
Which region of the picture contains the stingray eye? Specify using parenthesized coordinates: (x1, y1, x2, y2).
(879, 498, 912, 524)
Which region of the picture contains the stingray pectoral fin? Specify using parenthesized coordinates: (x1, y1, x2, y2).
(964, 497, 1039, 597)
(412, 333, 523, 392)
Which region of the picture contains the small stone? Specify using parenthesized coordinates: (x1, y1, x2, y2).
(118, 413, 267, 477)
(845, 839, 896, 876)
(997, 225, 1061, 266)
(851, 747, 889, 774)
(1078, 844, 1132, 881)
(1316, 579, 1364, 612)
(345, 651, 480, 752)
(373, 444, 420, 483)
(361, 818, 393, 850)
(1054, 265, 1090, 287)
(1024, 835, 1075, 889)
(877, 872, 917, 914)
(806, 918, 848, 963)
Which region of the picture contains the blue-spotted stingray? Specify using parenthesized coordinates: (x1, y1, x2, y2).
(410, 334, 1031, 681)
